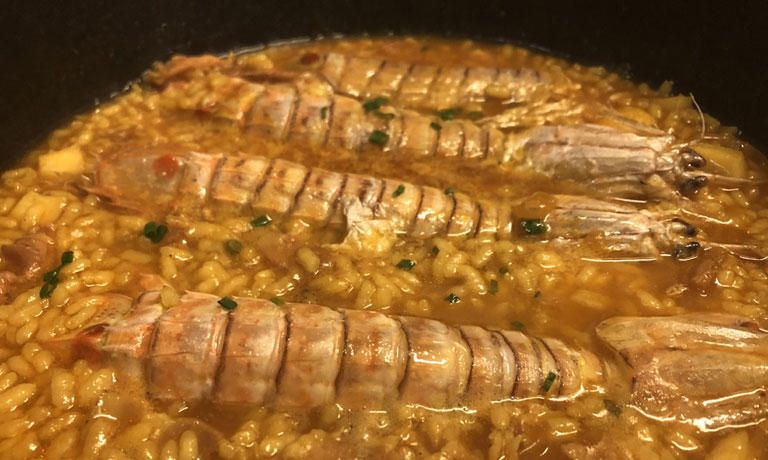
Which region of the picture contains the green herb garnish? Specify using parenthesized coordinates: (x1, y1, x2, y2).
(444, 187, 455, 196)
(533, 290, 541, 299)
(40, 251, 75, 299)
(60, 251, 74, 265)
(520, 218, 548, 235)
(392, 184, 406, 197)
(511, 320, 525, 331)
(489, 279, 499, 295)
(225, 239, 243, 256)
(445, 293, 461, 304)
(498, 266, 509, 275)
(430, 122, 442, 131)
(143, 221, 169, 243)
(320, 106, 329, 119)
(43, 271, 57, 283)
(604, 399, 622, 417)
(270, 297, 285, 306)
(218, 297, 238, 310)
(251, 215, 272, 227)
(40, 283, 56, 299)
(437, 107, 461, 120)
(542, 371, 557, 392)
(362, 97, 389, 113)
(396, 259, 416, 271)
(431, 246, 440, 255)
(368, 130, 390, 146)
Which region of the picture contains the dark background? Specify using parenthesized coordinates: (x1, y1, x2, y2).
(2, 0, 767, 167)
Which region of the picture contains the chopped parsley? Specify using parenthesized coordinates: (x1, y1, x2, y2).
(437, 107, 461, 120)
(143, 221, 168, 243)
(396, 259, 416, 271)
(498, 266, 509, 275)
(251, 215, 272, 227)
(445, 293, 461, 304)
(431, 246, 440, 255)
(218, 297, 238, 310)
(542, 371, 557, 392)
(511, 320, 525, 331)
(60, 251, 74, 265)
(40, 251, 75, 299)
(320, 106, 329, 119)
(533, 290, 541, 299)
(520, 218, 548, 235)
(362, 97, 389, 113)
(429, 122, 442, 131)
(392, 184, 406, 197)
(270, 297, 285, 306)
(368, 130, 390, 146)
(40, 283, 56, 298)
(224, 239, 243, 255)
(444, 187, 455, 196)
(604, 399, 622, 417)
(489, 279, 499, 295)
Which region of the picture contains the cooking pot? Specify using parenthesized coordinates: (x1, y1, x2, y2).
(1, 0, 767, 170)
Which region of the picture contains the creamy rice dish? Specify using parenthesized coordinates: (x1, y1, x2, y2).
(0, 37, 766, 459)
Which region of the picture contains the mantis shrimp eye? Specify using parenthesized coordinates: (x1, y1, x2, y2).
(672, 241, 701, 260)
(680, 175, 708, 195)
(681, 147, 707, 170)
(670, 218, 698, 237)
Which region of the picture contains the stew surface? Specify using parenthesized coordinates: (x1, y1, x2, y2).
(0, 36, 767, 459)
